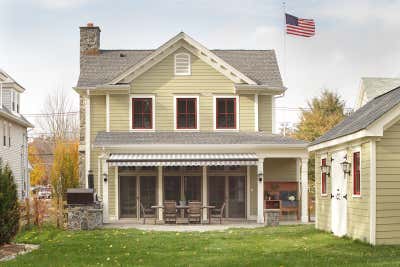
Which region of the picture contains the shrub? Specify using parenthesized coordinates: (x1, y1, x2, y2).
(0, 164, 20, 245)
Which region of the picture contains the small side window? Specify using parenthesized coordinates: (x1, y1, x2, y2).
(353, 152, 361, 196)
(175, 53, 191, 75)
(321, 158, 327, 195)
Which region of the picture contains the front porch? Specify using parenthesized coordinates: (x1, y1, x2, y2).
(96, 153, 309, 225)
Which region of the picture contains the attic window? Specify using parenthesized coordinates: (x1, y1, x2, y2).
(175, 53, 191, 76)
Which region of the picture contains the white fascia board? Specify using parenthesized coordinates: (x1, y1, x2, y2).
(308, 130, 373, 152)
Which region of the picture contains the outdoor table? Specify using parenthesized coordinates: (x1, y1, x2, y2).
(176, 205, 189, 218)
(151, 205, 164, 223)
(201, 205, 216, 224)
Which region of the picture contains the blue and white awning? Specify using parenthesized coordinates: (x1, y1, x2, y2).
(107, 153, 258, 167)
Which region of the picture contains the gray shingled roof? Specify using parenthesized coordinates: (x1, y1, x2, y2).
(310, 86, 400, 146)
(0, 105, 33, 128)
(78, 49, 283, 88)
(94, 131, 307, 147)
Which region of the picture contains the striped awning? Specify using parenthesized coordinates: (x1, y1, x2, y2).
(107, 153, 258, 167)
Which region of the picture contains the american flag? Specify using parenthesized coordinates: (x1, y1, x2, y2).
(285, 13, 315, 37)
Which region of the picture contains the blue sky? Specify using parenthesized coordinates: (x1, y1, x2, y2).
(1, 0, 400, 131)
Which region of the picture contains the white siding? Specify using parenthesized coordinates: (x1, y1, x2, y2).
(0, 117, 28, 199)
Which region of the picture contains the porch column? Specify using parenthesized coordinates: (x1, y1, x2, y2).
(202, 166, 208, 222)
(301, 157, 309, 223)
(257, 158, 265, 223)
(101, 154, 109, 223)
(157, 166, 163, 221)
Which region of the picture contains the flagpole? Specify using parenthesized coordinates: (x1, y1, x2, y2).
(283, 1, 287, 81)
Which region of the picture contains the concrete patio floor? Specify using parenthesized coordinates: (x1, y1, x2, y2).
(103, 220, 310, 232)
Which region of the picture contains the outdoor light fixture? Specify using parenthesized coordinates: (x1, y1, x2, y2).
(258, 173, 263, 182)
(103, 173, 108, 182)
(341, 157, 351, 175)
(320, 164, 331, 176)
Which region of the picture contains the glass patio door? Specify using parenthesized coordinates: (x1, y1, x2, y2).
(140, 176, 156, 209)
(164, 176, 181, 203)
(119, 176, 137, 218)
(184, 176, 201, 202)
(208, 176, 226, 212)
(228, 176, 246, 218)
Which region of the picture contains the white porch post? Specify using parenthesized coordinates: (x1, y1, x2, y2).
(202, 166, 208, 221)
(301, 157, 309, 223)
(157, 166, 163, 221)
(257, 158, 265, 223)
(101, 154, 109, 223)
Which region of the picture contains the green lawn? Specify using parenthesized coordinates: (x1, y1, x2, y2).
(3, 225, 400, 266)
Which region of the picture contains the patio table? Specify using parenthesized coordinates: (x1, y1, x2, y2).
(201, 205, 216, 224)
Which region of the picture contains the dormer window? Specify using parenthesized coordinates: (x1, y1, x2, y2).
(11, 91, 15, 112)
(174, 53, 191, 76)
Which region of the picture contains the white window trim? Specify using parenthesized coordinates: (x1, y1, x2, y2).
(174, 53, 191, 76)
(129, 94, 156, 132)
(352, 146, 362, 198)
(321, 155, 328, 197)
(213, 95, 240, 132)
(173, 95, 200, 131)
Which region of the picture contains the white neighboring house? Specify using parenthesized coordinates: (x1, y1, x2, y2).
(0, 69, 34, 199)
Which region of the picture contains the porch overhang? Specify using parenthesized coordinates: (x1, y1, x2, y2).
(107, 153, 258, 167)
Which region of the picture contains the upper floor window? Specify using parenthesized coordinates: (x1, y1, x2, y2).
(175, 53, 191, 76)
(321, 158, 327, 195)
(176, 97, 198, 130)
(216, 97, 237, 129)
(11, 91, 15, 112)
(131, 97, 153, 130)
(353, 152, 361, 196)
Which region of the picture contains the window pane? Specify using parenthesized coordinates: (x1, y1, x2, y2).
(177, 100, 186, 113)
(187, 99, 195, 113)
(133, 114, 143, 128)
(217, 99, 226, 113)
(143, 115, 152, 128)
(134, 100, 142, 113)
(226, 114, 235, 128)
(177, 114, 187, 128)
(226, 99, 235, 113)
(143, 99, 152, 113)
(217, 115, 226, 128)
(187, 114, 196, 128)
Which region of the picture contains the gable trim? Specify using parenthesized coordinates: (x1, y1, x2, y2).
(109, 32, 257, 85)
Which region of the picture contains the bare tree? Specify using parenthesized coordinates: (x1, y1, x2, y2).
(36, 89, 79, 141)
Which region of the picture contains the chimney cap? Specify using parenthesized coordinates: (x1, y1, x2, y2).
(87, 22, 94, 27)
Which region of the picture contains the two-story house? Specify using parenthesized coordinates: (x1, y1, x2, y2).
(0, 69, 33, 199)
(75, 23, 308, 224)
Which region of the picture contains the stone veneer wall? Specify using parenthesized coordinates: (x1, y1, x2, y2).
(67, 204, 103, 230)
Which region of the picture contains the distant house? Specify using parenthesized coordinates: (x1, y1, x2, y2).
(74, 23, 309, 224)
(0, 69, 34, 199)
(309, 77, 400, 245)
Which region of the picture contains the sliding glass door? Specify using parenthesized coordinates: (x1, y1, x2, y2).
(119, 176, 137, 218)
(140, 176, 156, 209)
(228, 176, 246, 218)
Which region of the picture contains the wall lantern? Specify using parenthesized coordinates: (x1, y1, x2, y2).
(320, 164, 331, 176)
(258, 173, 263, 182)
(103, 173, 108, 183)
(340, 159, 351, 175)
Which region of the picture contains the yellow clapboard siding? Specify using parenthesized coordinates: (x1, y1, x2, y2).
(264, 158, 297, 181)
(258, 95, 272, 133)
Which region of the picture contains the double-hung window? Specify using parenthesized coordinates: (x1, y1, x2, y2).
(321, 158, 327, 195)
(216, 97, 237, 129)
(176, 98, 197, 129)
(131, 98, 153, 129)
(353, 152, 361, 196)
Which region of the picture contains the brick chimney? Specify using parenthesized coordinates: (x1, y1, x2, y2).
(80, 22, 101, 55)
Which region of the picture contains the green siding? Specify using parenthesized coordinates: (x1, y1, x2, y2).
(239, 94, 255, 131)
(376, 121, 400, 244)
(110, 94, 129, 131)
(258, 95, 272, 133)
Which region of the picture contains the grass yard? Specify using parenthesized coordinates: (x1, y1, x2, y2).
(3, 225, 400, 266)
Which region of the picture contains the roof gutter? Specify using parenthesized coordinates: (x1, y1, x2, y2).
(235, 84, 286, 95)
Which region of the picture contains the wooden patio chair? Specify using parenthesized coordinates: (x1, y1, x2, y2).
(140, 202, 156, 224)
(210, 202, 226, 224)
(188, 201, 202, 224)
(163, 201, 177, 224)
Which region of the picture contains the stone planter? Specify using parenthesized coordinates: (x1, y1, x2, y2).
(67, 203, 103, 230)
(264, 209, 280, 226)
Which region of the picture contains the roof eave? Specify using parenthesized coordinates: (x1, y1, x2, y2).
(235, 84, 286, 95)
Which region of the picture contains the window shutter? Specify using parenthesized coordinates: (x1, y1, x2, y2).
(175, 53, 191, 75)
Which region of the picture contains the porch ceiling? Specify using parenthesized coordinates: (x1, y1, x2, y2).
(107, 153, 258, 166)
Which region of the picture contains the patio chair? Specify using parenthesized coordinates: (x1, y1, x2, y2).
(140, 202, 156, 224)
(188, 201, 202, 224)
(210, 202, 226, 224)
(164, 201, 177, 224)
